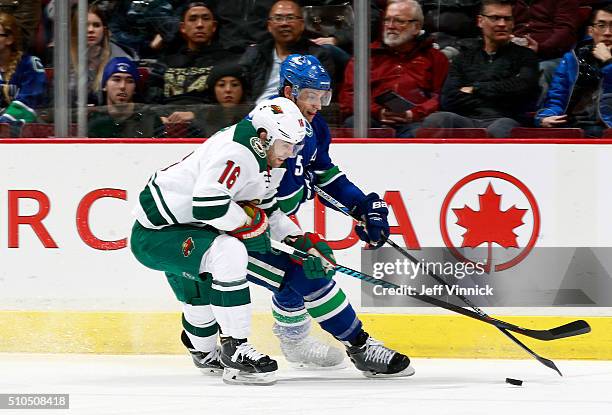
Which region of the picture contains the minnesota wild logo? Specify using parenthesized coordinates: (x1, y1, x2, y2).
(182, 237, 195, 257)
(250, 136, 267, 158)
(270, 104, 284, 114)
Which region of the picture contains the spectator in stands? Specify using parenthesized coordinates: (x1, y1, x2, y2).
(88, 57, 163, 138)
(145, 1, 235, 128)
(0, 0, 41, 51)
(207, 0, 380, 59)
(339, 0, 449, 138)
(0, 12, 46, 127)
(421, 0, 540, 138)
(202, 62, 251, 136)
(301, 1, 382, 71)
(419, 0, 482, 61)
(70, 4, 136, 106)
(535, 4, 612, 138)
(107, 0, 181, 59)
(239, 0, 335, 104)
(512, 0, 580, 98)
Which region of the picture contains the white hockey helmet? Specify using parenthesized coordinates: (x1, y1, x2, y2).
(250, 97, 307, 154)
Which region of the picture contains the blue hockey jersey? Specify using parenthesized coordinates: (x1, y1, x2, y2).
(0, 54, 47, 123)
(275, 112, 366, 215)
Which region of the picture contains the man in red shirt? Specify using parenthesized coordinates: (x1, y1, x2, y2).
(339, 0, 449, 138)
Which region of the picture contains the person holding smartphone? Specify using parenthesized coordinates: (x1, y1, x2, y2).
(535, 4, 612, 138)
(339, 0, 449, 138)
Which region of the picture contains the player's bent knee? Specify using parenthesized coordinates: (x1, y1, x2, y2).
(203, 234, 248, 281)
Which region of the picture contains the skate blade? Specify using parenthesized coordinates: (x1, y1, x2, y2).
(288, 359, 349, 370)
(361, 365, 416, 379)
(198, 367, 223, 376)
(222, 368, 277, 386)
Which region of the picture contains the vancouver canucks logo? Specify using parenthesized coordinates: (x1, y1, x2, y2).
(182, 237, 195, 257)
(250, 137, 267, 158)
(305, 119, 313, 137)
(270, 104, 284, 114)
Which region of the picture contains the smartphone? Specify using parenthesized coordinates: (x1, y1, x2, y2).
(374, 90, 416, 113)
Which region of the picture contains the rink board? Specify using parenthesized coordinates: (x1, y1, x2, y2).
(2, 311, 611, 359)
(0, 139, 611, 357)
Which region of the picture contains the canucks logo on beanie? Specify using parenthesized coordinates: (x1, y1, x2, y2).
(101, 57, 141, 89)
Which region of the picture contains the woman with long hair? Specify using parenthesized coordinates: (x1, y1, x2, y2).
(70, 4, 135, 105)
(0, 12, 46, 125)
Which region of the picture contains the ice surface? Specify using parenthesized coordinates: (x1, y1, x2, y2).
(1, 354, 611, 415)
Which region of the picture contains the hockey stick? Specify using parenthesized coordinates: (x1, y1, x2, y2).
(270, 238, 564, 376)
(313, 185, 590, 341)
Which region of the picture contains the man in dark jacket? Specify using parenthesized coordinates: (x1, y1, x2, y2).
(422, 0, 540, 138)
(339, 0, 449, 138)
(239, 0, 335, 103)
(535, 4, 612, 137)
(145, 2, 236, 126)
(206, 0, 380, 55)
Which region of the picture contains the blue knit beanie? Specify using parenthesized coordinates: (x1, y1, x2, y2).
(101, 57, 140, 89)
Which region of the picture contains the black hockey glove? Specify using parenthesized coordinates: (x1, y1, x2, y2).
(352, 193, 389, 249)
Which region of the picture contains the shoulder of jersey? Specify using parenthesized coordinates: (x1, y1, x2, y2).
(226, 119, 268, 173)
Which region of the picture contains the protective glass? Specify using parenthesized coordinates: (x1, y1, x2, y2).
(297, 88, 332, 107)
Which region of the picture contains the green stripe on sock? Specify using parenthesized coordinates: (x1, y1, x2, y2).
(306, 290, 347, 319)
(210, 287, 250, 307)
(182, 314, 219, 338)
(272, 309, 308, 325)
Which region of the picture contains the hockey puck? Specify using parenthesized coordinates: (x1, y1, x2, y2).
(505, 377, 523, 386)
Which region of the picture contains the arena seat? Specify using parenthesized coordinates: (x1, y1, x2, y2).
(162, 123, 191, 138)
(510, 127, 584, 138)
(329, 127, 396, 138)
(0, 123, 10, 138)
(21, 123, 78, 138)
(601, 129, 612, 138)
(414, 128, 489, 138)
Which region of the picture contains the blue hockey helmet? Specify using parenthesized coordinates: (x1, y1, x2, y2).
(279, 54, 332, 106)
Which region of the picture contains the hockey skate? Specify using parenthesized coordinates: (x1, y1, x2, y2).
(346, 331, 415, 378)
(220, 336, 278, 385)
(279, 336, 347, 369)
(180, 331, 223, 375)
(273, 322, 346, 369)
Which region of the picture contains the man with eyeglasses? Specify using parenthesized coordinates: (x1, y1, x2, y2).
(535, 4, 612, 137)
(239, 0, 335, 104)
(422, 0, 539, 138)
(339, 0, 449, 138)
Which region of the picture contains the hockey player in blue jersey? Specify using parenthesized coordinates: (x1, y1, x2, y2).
(248, 54, 412, 377)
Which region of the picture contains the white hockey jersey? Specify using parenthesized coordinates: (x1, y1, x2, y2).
(133, 119, 301, 240)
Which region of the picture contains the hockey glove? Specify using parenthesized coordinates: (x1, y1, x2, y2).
(353, 193, 389, 249)
(228, 204, 271, 254)
(285, 232, 336, 280)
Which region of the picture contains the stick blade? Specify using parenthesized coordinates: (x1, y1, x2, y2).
(515, 319, 592, 341)
(549, 320, 591, 339)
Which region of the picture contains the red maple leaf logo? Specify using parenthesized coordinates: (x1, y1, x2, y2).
(453, 183, 527, 271)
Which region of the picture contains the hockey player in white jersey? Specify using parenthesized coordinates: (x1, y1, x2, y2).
(130, 97, 308, 385)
